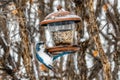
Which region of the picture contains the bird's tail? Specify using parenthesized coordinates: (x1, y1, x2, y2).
(51, 67, 56, 72)
(46, 64, 57, 72)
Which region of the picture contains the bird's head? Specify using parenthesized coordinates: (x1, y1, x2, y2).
(36, 42, 45, 51)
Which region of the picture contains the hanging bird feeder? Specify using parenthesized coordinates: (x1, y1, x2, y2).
(40, 5, 81, 53)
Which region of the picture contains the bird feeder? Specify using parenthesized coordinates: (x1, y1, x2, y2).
(40, 6, 81, 53)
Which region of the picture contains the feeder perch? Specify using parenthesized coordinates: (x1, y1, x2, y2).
(40, 5, 81, 53)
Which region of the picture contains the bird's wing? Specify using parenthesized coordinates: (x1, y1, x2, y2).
(52, 51, 73, 61)
(36, 53, 44, 64)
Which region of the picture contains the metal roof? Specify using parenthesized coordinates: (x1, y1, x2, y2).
(40, 6, 81, 26)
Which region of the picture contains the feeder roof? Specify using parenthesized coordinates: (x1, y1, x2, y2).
(40, 7, 81, 26)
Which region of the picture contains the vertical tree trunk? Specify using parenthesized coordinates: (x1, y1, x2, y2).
(66, 54, 75, 79)
(78, 52, 87, 80)
(78, 40, 89, 80)
(18, 8, 35, 79)
(88, 0, 112, 80)
(73, 1, 88, 79)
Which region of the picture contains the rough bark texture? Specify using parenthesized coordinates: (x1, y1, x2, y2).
(87, 0, 112, 80)
(0, 0, 119, 80)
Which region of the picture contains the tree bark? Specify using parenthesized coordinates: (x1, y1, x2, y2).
(88, 0, 112, 80)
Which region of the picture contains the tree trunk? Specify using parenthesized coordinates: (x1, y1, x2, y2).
(88, 0, 112, 80)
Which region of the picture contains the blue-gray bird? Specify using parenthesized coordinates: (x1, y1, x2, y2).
(36, 42, 73, 71)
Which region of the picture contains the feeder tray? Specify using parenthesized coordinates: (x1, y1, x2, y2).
(46, 45, 80, 53)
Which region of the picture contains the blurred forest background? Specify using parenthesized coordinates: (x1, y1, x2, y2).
(0, 0, 120, 80)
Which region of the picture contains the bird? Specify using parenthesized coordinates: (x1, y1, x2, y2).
(36, 42, 74, 71)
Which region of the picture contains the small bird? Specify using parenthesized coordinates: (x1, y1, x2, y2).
(36, 42, 73, 71)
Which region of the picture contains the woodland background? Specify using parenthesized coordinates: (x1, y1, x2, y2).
(0, 0, 120, 80)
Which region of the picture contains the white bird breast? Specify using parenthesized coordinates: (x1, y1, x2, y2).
(38, 51, 53, 65)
